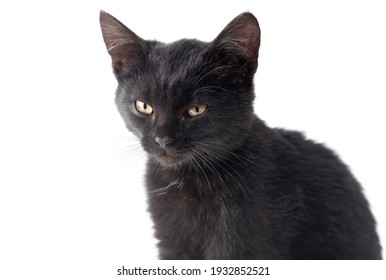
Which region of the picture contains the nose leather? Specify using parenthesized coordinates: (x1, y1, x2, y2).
(155, 136, 174, 149)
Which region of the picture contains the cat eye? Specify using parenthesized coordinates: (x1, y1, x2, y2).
(135, 100, 153, 115)
(187, 105, 207, 117)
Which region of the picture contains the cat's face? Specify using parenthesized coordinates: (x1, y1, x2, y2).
(100, 12, 260, 169)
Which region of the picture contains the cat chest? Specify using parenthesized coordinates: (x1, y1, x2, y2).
(149, 182, 236, 259)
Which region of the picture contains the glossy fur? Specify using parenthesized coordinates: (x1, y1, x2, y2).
(100, 11, 382, 259)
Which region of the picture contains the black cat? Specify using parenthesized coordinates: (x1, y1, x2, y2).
(100, 11, 381, 259)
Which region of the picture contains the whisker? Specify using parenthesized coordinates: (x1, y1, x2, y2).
(197, 140, 271, 170)
(193, 85, 227, 96)
(194, 141, 248, 169)
(184, 148, 211, 190)
(192, 140, 269, 184)
(191, 57, 232, 88)
(193, 145, 244, 191)
(150, 179, 184, 196)
(191, 147, 225, 185)
(104, 140, 146, 171)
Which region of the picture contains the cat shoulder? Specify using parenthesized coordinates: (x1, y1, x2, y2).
(272, 128, 342, 163)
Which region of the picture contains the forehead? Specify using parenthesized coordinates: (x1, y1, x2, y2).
(144, 39, 208, 105)
(151, 39, 207, 72)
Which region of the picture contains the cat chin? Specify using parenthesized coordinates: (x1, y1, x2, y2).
(149, 152, 189, 170)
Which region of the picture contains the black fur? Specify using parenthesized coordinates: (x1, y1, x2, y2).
(100, 11, 382, 259)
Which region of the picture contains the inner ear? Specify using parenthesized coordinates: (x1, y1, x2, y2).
(208, 12, 261, 74)
(100, 11, 147, 76)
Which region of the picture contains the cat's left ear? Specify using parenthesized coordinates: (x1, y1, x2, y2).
(208, 12, 261, 74)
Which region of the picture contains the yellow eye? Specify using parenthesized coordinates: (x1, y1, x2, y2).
(187, 105, 207, 117)
(135, 100, 153, 115)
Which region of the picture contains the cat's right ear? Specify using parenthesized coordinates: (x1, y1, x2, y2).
(100, 11, 147, 77)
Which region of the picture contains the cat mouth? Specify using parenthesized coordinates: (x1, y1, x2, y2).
(151, 149, 190, 168)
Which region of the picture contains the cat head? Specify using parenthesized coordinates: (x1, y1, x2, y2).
(100, 11, 261, 169)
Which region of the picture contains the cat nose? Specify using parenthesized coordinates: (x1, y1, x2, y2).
(155, 136, 174, 149)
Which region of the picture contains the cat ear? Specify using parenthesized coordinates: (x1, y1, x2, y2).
(209, 12, 261, 74)
(100, 11, 147, 76)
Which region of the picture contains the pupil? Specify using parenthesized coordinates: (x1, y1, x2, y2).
(143, 103, 147, 110)
(195, 106, 199, 113)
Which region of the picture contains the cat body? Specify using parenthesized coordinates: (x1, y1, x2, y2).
(100, 11, 381, 259)
(147, 122, 380, 259)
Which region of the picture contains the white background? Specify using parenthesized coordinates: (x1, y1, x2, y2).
(0, 0, 385, 279)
